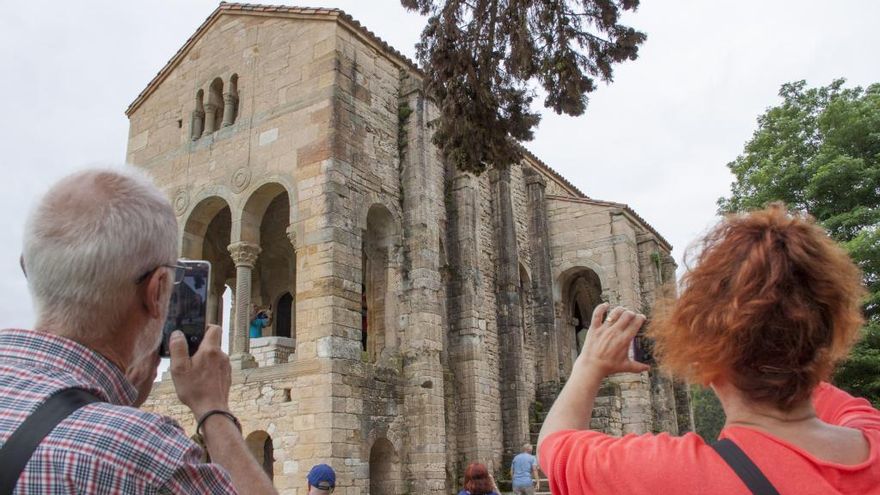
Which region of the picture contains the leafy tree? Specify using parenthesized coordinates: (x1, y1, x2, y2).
(691, 386, 725, 441)
(719, 79, 880, 406)
(401, 0, 646, 174)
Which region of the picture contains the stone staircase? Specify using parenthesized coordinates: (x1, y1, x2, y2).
(497, 402, 552, 495)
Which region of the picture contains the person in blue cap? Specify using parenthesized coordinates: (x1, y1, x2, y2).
(307, 463, 336, 494)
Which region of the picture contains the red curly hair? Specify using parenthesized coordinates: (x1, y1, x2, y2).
(463, 462, 494, 494)
(649, 203, 865, 410)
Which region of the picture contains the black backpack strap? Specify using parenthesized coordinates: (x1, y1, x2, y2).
(711, 438, 780, 495)
(0, 388, 101, 495)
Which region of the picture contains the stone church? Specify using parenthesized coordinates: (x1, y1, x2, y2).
(128, 3, 692, 494)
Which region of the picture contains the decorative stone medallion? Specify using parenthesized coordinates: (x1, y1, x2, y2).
(231, 167, 252, 193)
(172, 189, 189, 217)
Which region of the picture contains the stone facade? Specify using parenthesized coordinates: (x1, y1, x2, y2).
(127, 4, 691, 494)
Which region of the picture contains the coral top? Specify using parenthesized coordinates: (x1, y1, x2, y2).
(539, 383, 880, 494)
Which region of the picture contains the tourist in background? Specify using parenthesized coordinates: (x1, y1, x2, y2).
(538, 204, 880, 494)
(306, 463, 336, 494)
(457, 462, 500, 495)
(510, 443, 540, 494)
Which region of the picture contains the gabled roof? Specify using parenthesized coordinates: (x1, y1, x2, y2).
(125, 2, 422, 117)
(544, 194, 672, 251)
(519, 145, 586, 198)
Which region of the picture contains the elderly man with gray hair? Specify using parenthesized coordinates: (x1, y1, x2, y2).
(0, 169, 276, 494)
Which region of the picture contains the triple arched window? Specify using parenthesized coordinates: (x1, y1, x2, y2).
(191, 73, 239, 140)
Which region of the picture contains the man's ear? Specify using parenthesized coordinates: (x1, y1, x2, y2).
(143, 268, 170, 319)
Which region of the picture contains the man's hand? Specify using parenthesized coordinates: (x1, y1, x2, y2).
(169, 325, 231, 419)
(126, 351, 160, 407)
(576, 303, 650, 377)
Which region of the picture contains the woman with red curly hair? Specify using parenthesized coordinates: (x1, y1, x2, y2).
(538, 204, 880, 494)
(457, 462, 500, 495)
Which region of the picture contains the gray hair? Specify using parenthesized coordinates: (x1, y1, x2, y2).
(23, 168, 178, 338)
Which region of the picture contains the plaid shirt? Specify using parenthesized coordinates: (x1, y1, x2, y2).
(0, 329, 238, 494)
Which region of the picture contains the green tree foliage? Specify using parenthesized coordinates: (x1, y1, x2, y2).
(401, 0, 646, 174)
(691, 386, 725, 441)
(719, 79, 880, 406)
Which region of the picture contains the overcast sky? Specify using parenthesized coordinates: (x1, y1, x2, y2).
(2, 0, 879, 332)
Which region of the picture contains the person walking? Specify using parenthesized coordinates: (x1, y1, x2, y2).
(510, 443, 540, 494)
(457, 462, 500, 495)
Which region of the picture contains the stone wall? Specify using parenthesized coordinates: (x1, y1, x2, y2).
(129, 8, 689, 495)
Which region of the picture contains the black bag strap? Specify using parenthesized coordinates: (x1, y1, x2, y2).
(0, 388, 101, 495)
(711, 438, 780, 495)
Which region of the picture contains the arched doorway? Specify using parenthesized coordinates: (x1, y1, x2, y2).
(182, 197, 234, 333)
(559, 268, 603, 375)
(275, 292, 293, 339)
(245, 431, 274, 480)
(369, 438, 403, 494)
(241, 184, 295, 339)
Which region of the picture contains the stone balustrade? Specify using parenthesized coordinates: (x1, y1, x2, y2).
(250, 336, 296, 367)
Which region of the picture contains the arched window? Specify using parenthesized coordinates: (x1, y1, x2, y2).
(222, 73, 239, 127)
(362, 205, 397, 361)
(206, 77, 224, 133)
(191, 89, 205, 140)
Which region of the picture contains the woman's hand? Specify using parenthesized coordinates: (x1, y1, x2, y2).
(576, 303, 650, 377)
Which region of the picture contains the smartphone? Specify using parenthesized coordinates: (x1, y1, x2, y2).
(631, 329, 653, 365)
(158, 260, 211, 357)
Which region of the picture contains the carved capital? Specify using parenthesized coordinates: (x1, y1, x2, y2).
(285, 225, 296, 248)
(525, 173, 546, 189)
(227, 242, 261, 268)
(223, 92, 238, 104)
(204, 102, 218, 113)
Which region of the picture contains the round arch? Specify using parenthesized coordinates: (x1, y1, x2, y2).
(233, 178, 297, 245)
(558, 267, 604, 372)
(369, 437, 403, 495)
(245, 430, 274, 480)
(182, 196, 232, 259)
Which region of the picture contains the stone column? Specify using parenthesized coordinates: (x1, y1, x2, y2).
(222, 92, 238, 127)
(204, 103, 217, 134)
(286, 225, 297, 338)
(227, 241, 260, 370)
(524, 169, 561, 407)
(398, 83, 448, 494)
(447, 170, 499, 471)
(490, 166, 530, 466)
(608, 211, 652, 433)
(190, 109, 204, 141)
(206, 282, 224, 325)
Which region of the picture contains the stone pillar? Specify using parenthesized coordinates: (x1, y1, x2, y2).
(524, 169, 560, 407)
(286, 225, 297, 337)
(206, 282, 224, 325)
(227, 241, 260, 370)
(398, 83, 448, 494)
(447, 170, 499, 472)
(204, 103, 217, 134)
(490, 166, 530, 465)
(222, 92, 238, 127)
(608, 211, 652, 433)
(190, 109, 204, 140)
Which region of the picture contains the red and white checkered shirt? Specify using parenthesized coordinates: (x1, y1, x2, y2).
(0, 329, 238, 494)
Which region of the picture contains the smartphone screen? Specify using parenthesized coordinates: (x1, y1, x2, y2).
(159, 260, 211, 357)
